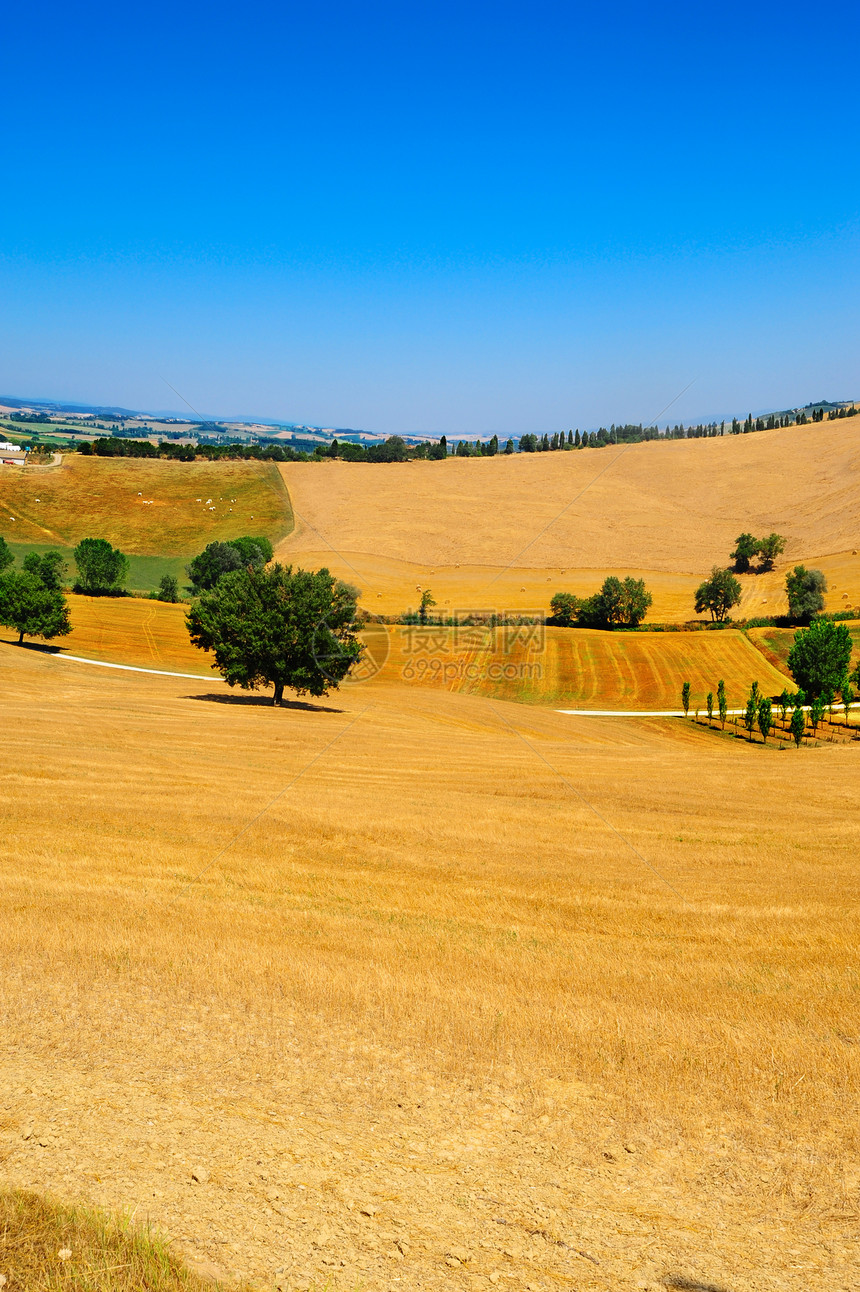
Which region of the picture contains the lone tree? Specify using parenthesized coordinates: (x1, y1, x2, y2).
(0, 569, 72, 645)
(418, 588, 437, 626)
(154, 574, 180, 603)
(787, 619, 852, 699)
(731, 533, 759, 573)
(187, 563, 362, 705)
(694, 567, 742, 621)
(549, 591, 578, 626)
(757, 532, 786, 572)
(785, 564, 826, 624)
(187, 537, 273, 593)
(73, 538, 129, 594)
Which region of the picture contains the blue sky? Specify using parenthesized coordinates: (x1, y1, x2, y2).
(2, 1, 858, 434)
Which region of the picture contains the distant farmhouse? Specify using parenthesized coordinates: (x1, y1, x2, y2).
(0, 441, 28, 464)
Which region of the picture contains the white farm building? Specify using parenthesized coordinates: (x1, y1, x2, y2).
(0, 442, 28, 464)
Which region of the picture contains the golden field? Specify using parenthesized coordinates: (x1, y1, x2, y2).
(16, 596, 795, 710)
(1, 642, 859, 1291)
(276, 420, 860, 618)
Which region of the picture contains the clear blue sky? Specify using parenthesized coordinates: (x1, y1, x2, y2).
(2, 1, 858, 435)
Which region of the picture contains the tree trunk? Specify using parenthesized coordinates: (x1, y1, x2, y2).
(272, 681, 284, 706)
(18, 629, 24, 645)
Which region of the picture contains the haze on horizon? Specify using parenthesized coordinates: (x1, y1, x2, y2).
(2, 0, 858, 437)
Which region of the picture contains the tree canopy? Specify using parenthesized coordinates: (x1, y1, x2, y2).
(549, 591, 578, 627)
(23, 550, 67, 591)
(785, 564, 826, 624)
(187, 563, 363, 705)
(187, 536, 274, 592)
(787, 620, 853, 699)
(757, 532, 786, 572)
(730, 533, 759, 573)
(694, 566, 742, 621)
(73, 538, 129, 594)
(0, 569, 72, 645)
(578, 576, 652, 628)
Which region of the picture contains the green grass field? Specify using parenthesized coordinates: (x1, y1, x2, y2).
(0, 455, 292, 553)
(0, 454, 293, 591)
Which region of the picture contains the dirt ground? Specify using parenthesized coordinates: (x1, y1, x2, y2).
(2, 644, 859, 1291)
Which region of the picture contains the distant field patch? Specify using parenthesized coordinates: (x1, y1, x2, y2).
(31, 594, 219, 675)
(747, 622, 860, 675)
(0, 455, 292, 556)
(379, 625, 792, 710)
(5, 596, 793, 707)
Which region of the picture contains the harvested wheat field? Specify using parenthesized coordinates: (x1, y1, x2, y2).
(51, 595, 220, 675)
(0, 455, 292, 555)
(2, 643, 859, 1292)
(275, 421, 860, 618)
(377, 624, 791, 709)
(15, 597, 791, 710)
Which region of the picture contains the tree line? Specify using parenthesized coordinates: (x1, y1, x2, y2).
(680, 620, 858, 747)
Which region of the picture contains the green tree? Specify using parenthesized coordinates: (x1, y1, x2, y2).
(744, 692, 758, 740)
(681, 681, 691, 716)
(620, 576, 652, 626)
(549, 591, 578, 627)
(419, 588, 436, 625)
(23, 550, 67, 591)
(0, 570, 72, 645)
(756, 532, 786, 572)
(717, 678, 727, 729)
(152, 574, 180, 603)
(598, 577, 626, 626)
(787, 619, 852, 698)
(706, 691, 714, 724)
(731, 533, 759, 573)
(809, 693, 825, 733)
(840, 676, 854, 726)
(778, 688, 790, 724)
(789, 706, 805, 747)
(694, 567, 742, 621)
(757, 698, 772, 744)
(187, 537, 271, 593)
(73, 538, 129, 594)
(785, 564, 826, 624)
(187, 563, 362, 706)
(0, 536, 12, 573)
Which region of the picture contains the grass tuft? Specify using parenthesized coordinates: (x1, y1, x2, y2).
(0, 1189, 238, 1291)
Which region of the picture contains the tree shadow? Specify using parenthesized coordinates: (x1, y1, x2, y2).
(662, 1277, 730, 1292)
(185, 692, 344, 714)
(0, 637, 64, 654)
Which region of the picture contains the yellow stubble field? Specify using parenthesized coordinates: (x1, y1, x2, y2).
(25, 596, 792, 710)
(1, 642, 859, 1291)
(275, 420, 860, 619)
